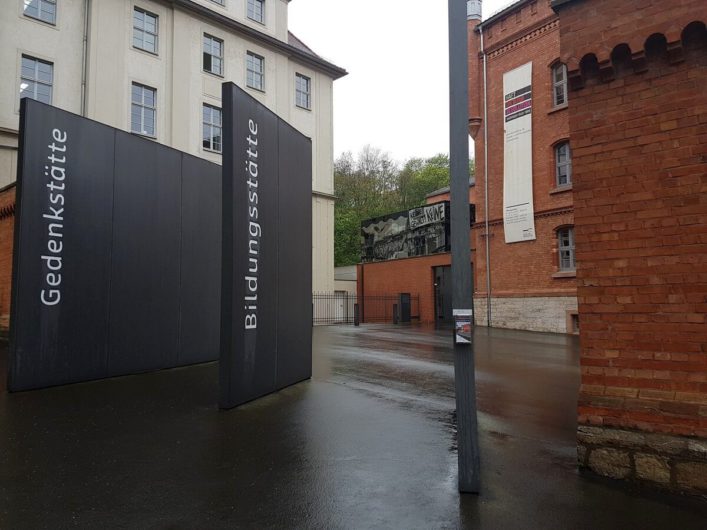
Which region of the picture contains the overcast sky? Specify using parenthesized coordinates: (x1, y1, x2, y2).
(289, 0, 513, 164)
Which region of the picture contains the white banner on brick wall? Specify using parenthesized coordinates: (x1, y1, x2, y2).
(503, 62, 536, 243)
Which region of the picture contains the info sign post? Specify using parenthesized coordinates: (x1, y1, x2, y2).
(449, 0, 481, 492)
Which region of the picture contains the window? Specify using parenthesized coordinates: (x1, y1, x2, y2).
(20, 56, 53, 104)
(203, 34, 223, 76)
(202, 104, 222, 153)
(23, 0, 56, 25)
(247, 0, 264, 24)
(246, 52, 264, 91)
(133, 7, 158, 54)
(558, 227, 576, 271)
(552, 63, 568, 107)
(555, 141, 572, 186)
(131, 83, 156, 137)
(295, 73, 311, 110)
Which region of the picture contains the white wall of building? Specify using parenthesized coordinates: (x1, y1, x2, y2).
(0, 0, 342, 292)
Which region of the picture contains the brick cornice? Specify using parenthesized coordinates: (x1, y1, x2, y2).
(472, 205, 574, 230)
(484, 17, 559, 60)
(0, 203, 14, 220)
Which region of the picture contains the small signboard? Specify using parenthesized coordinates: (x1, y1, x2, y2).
(453, 309, 473, 344)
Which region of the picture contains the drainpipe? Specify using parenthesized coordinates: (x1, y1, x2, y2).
(480, 26, 491, 328)
(80, 0, 90, 116)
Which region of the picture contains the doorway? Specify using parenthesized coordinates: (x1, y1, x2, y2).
(433, 265, 453, 324)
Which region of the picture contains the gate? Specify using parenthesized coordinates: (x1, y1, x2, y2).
(312, 293, 420, 325)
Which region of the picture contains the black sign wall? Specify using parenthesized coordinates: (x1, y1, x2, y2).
(9, 99, 221, 391)
(220, 83, 312, 409)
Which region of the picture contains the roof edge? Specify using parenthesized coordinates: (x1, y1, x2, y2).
(170, 0, 347, 79)
(550, 0, 581, 9)
(477, 0, 531, 30)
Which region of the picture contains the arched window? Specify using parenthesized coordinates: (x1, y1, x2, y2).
(557, 227, 576, 271)
(555, 141, 572, 186)
(552, 63, 568, 107)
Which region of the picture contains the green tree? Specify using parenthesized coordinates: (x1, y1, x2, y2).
(333, 148, 474, 266)
(397, 154, 451, 209)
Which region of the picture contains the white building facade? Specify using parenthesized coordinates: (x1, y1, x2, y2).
(0, 0, 345, 292)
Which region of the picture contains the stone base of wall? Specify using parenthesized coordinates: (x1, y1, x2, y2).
(578, 426, 707, 496)
(474, 296, 578, 334)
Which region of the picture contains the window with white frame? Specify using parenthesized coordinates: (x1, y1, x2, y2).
(202, 104, 222, 153)
(555, 141, 572, 187)
(20, 56, 53, 104)
(552, 63, 568, 107)
(246, 52, 264, 91)
(203, 34, 223, 76)
(23, 0, 57, 25)
(133, 7, 158, 54)
(247, 0, 264, 24)
(131, 83, 156, 137)
(295, 73, 311, 110)
(558, 227, 576, 271)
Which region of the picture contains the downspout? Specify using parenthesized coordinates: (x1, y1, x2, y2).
(80, 0, 90, 116)
(480, 27, 491, 327)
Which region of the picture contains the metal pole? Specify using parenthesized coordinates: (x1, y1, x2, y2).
(449, 0, 481, 493)
(481, 27, 492, 328)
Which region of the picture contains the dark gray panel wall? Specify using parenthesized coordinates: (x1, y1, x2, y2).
(108, 132, 182, 375)
(9, 100, 221, 391)
(179, 156, 221, 365)
(276, 121, 313, 388)
(9, 101, 115, 389)
(220, 83, 312, 409)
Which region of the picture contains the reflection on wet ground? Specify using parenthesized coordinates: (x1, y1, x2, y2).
(0, 325, 705, 528)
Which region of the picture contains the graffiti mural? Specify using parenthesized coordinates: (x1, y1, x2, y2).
(361, 201, 451, 262)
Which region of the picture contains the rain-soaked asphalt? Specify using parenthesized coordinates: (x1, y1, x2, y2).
(0, 325, 706, 529)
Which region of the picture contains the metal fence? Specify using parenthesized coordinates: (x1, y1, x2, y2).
(312, 293, 420, 325)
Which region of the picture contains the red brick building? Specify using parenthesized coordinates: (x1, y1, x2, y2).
(358, 1, 578, 333)
(553, 0, 707, 494)
(468, 0, 577, 334)
(356, 192, 473, 325)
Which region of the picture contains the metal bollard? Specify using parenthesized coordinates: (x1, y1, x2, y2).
(354, 304, 360, 326)
(393, 303, 399, 325)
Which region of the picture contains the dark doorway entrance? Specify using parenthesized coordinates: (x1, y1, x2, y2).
(434, 265, 453, 324)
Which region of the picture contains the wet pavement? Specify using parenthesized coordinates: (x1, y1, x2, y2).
(0, 325, 706, 529)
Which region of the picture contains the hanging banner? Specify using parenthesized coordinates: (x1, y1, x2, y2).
(503, 62, 536, 243)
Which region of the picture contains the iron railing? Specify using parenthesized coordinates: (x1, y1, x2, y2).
(312, 292, 420, 325)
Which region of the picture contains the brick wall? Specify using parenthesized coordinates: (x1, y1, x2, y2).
(0, 184, 16, 335)
(555, 0, 707, 494)
(358, 253, 468, 324)
(467, 0, 577, 332)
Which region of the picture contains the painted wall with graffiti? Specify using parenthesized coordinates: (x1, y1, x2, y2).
(361, 201, 450, 263)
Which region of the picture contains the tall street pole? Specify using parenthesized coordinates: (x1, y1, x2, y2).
(449, 0, 481, 493)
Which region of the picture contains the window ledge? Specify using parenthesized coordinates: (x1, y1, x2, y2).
(131, 131, 157, 141)
(295, 104, 312, 112)
(549, 184, 573, 195)
(132, 46, 159, 58)
(23, 15, 57, 29)
(203, 70, 224, 79)
(548, 103, 568, 115)
(552, 271, 576, 279)
(246, 85, 265, 94)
